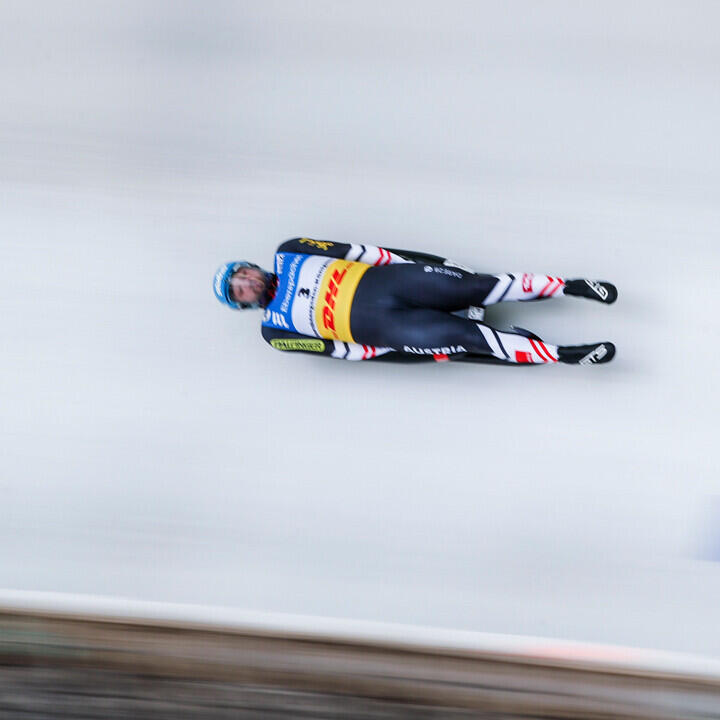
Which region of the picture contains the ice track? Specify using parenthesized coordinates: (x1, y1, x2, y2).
(1, 1, 720, 656)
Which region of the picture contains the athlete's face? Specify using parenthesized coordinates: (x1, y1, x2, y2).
(229, 267, 266, 305)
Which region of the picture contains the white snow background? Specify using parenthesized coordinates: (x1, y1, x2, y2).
(1, 1, 719, 655)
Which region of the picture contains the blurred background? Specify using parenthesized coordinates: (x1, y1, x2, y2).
(2, 1, 720, 716)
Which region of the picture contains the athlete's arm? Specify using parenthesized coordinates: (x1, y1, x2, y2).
(385, 248, 481, 275)
(276, 238, 414, 266)
(261, 326, 436, 363)
(277, 237, 474, 273)
(383, 248, 448, 264)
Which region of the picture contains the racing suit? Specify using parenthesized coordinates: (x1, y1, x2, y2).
(260, 237, 566, 365)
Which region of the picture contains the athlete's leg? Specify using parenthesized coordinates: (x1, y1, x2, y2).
(364, 263, 568, 307)
(356, 263, 497, 312)
(485, 274, 618, 305)
(352, 308, 561, 364)
(358, 264, 616, 311)
(481, 273, 565, 304)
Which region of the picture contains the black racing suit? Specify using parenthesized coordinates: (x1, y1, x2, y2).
(261, 238, 565, 365)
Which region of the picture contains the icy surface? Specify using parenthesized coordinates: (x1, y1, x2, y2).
(1, 1, 720, 655)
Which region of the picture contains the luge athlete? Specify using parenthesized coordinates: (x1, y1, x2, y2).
(213, 237, 617, 366)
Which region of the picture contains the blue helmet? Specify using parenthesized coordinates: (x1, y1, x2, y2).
(213, 261, 269, 310)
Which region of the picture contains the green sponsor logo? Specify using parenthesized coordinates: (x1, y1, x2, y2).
(270, 338, 325, 352)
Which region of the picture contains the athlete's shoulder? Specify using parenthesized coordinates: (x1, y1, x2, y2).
(276, 237, 340, 255)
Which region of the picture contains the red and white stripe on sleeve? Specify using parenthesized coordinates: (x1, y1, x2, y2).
(330, 341, 394, 361)
(343, 244, 413, 266)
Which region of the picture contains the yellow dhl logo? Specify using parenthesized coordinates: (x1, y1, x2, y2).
(315, 260, 369, 343)
(321, 265, 347, 339)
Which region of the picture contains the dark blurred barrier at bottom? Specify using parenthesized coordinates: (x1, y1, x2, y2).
(1, 607, 720, 719)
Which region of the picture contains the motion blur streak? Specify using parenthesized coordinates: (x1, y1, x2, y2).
(2, 2, 720, 716)
(2, 595, 720, 718)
